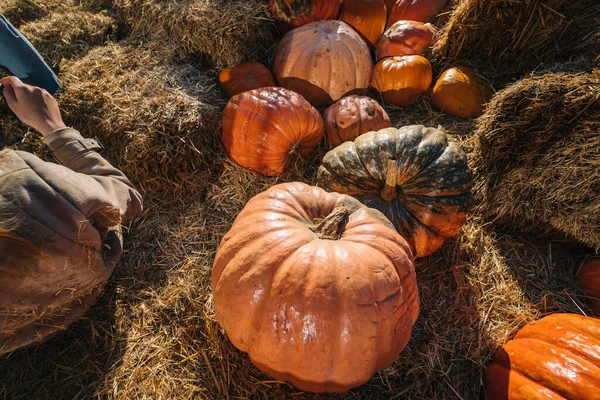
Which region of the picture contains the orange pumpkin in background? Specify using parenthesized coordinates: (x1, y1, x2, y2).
(212, 182, 420, 393)
(218, 61, 276, 98)
(371, 55, 432, 107)
(430, 66, 493, 118)
(221, 87, 323, 176)
(576, 258, 600, 314)
(388, 0, 448, 26)
(484, 313, 600, 399)
(323, 95, 391, 146)
(274, 20, 373, 107)
(269, 0, 340, 33)
(376, 20, 437, 60)
(339, 0, 387, 48)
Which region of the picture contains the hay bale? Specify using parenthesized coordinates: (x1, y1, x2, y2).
(111, 0, 278, 68)
(0, 0, 72, 26)
(432, 0, 600, 80)
(58, 39, 222, 198)
(474, 69, 600, 249)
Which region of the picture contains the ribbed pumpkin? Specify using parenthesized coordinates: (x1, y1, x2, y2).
(269, 0, 340, 33)
(221, 87, 324, 176)
(375, 20, 437, 60)
(212, 182, 420, 393)
(323, 95, 391, 146)
(339, 0, 387, 48)
(388, 0, 448, 26)
(218, 61, 276, 98)
(371, 55, 432, 107)
(430, 66, 493, 118)
(273, 20, 372, 107)
(576, 258, 600, 314)
(317, 125, 473, 257)
(484, 313, 600, 399)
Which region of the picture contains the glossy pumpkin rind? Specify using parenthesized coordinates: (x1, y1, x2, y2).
(323, 95, 391, 146)
(269, 0, 340, 33)
(339, 0, 387, 48)
(273, 20, 373, 107)
(218, 61, 276, 98)
(221, 87, 324, 176)
(317, 125, 473, 257)
(375, 20, 437, 60)
(576, 258, 600, 314)
(430, 66, 493, 118)
(388, 0, 448, 26)
(212, 182, 420, 393)
(484, 313, 600, 400)
(371, 55, 432, 107)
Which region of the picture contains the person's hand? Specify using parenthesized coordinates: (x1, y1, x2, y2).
(0, 76, 67, 137)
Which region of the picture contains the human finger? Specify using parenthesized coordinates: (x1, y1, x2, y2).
(2, 82, 17, 103)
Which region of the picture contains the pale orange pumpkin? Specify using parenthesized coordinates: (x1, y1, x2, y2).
(273, 20, 373, 107)
(212, 182, 420, 393)
(371, 55, 432, 107)
(430, 66, 493, 118)
(576, 258, 600, 314)
(221, 87, 324, 176)
(339, 0, 387, 48)
(218, 61, 276, 98)
(388, 0, 448, 26)
(375, 20, 437, 60)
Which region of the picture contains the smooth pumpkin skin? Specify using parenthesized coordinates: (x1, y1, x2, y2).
(484, 313, 600, 400)
(323, 95, 391, 146)
(273, 20, 372, 107)
(317, 125, 473, 257)
(212, 182, 420, 393)
(221, 87, 324, 176)
(430, 66, 493, 118)
(339, 0, 387, 48)
(375, 20, 437, 60)
(371, 55, 432, 107)
(388, 0, 448, 26)
(269, 0, 340, 33)
(218, 61, 276, 98)
(576, 258, 600, 314)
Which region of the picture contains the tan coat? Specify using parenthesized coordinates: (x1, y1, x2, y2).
(0, 128, 142, 355)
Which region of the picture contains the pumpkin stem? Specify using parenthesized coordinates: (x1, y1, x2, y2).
(381, 159, 399, 202)
(309, 204, 350, 240)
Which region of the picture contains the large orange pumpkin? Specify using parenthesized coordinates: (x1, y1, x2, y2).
(323, 95, 391, 146)
(430, 66, 493, 118)
(576, 258, 600, 314)
(221, 87, 324, 176)
(269, 0, 340, 33)
(484, 313, 600, 399)
(375, 20, 437, 61)
(212, 182, 420, 393)
(317, 125, 473, 257)
(371, 55, 432, 107)
(273, 20, 373, 107)
(218, 61, 276, 98)
(388, 0, 448, 26)
(339, 0, 387, 48)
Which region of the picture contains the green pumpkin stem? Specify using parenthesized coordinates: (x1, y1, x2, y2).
(309, 204, 350, 240)
(381, 159, 399, 202)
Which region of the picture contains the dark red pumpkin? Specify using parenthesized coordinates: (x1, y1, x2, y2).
(269, 0, 340, 33)
(576, 258, 600, 314)
(375, 20, 437, 60)
(218, 61, 276, 98)
(388, 0, 448, 26)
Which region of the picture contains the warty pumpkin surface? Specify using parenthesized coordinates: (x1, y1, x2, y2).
(269, 0, 340, 33)
(484, 313, 600, 400)
(317, 125, 473, 257)
(375, 20, 437, 60)
(371, 55, 432, 108)
(339, 0, 387, 48)
(221, 87, 324, 176)
(273, 20, 372, 107)
(212, 182, 420, 393)
(576, 258, 600, 314)
(430, 66, 493, 118)
(323, 95, 391, 146)
(218, 61, 276, 98)
(388, 0, 448, 26)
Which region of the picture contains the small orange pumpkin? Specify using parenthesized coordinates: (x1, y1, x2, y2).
(576, 258, 600, 314)
(269, 0, 340, 33)
(371, 55, 432, 107)
(221, 87, 324, 176)
(388, 0, 448, 26)
(375, 20, 437, 60)
(339, 0, 387, 48)
(218, 61, 276, 98)
(430, 66, 493, 118)
(323, 95, 391, 146)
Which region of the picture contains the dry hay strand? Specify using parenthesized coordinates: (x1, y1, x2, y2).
(0, 0, 73, 26)
(432, 0, 600, 81)
(58, 39, 223, 199)
(474, 69, 600, 250)
(110, 0, 278, 69)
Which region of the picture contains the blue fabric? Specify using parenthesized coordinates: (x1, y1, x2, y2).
(0, 14, 61, 94)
